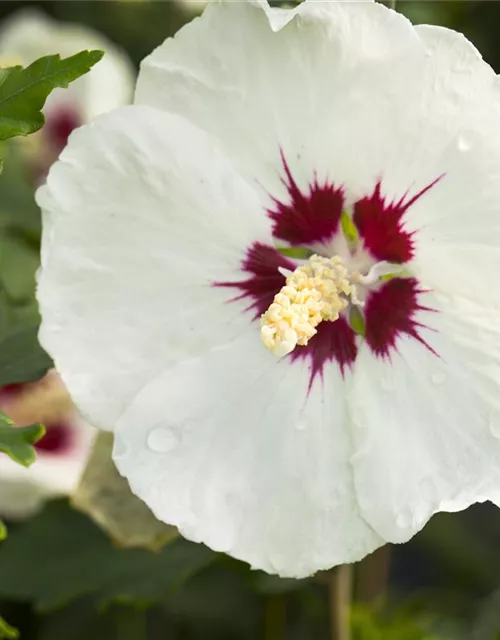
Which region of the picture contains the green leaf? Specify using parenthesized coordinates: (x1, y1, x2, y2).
(0, 520, 7, 541)
(0, 235, 40, 303)
(0, 411, 45, 466)
(40, 598, 119, 640)
(0, 499, 215, 611)
(0, 323, 53, 386)
(0, 50, 103, 142)
(0, 141, 42, 237)
(163, 564, 261, 638)
(0, 618, 18, 639)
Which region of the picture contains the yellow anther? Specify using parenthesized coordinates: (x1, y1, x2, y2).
(260, 255, 358, 357)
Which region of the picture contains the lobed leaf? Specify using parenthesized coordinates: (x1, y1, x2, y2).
(0, 411, 45, 467)
(0, 51, 103, 142)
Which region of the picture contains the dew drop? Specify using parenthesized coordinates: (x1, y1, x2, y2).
(147, 426, 180, 453)
(430, 371, 446, 386)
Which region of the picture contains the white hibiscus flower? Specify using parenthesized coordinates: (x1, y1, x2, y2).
(0, 372, 94, 519)
(36, 0, 500, 577)
(0, 8, 135, 173)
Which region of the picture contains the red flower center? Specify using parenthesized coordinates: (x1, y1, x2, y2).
(216, 152, 441, 389)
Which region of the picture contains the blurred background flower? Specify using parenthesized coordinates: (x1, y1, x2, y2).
(0, 371, 94, 519)
(0, 8, 135, 179)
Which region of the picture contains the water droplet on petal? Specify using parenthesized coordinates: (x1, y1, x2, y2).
(430, 371, 446, 386)
(147, 426, 181, 453)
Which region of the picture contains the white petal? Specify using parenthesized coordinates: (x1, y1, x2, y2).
(394, 25, 500, 306)
(0, 8, 135, 120)
(135, 0, 420, 193)
(350, 292, 500, 543)
(135, 1, 500, 309)
(37, 106, 272, 430)
(114, 330, 382, 578)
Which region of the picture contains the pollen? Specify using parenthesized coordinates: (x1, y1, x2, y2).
(260, 255, 359, 357)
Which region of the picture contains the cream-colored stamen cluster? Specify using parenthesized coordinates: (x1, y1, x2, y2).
(260, 255, 358, 357)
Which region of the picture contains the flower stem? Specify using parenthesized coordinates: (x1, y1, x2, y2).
(388, 0, 397, 9)
(329, 565, 353, 640)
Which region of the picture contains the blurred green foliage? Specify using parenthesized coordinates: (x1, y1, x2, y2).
(0, 617, 18, 640)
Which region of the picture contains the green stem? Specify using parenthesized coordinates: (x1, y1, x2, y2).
(388, 0, 397, 9)
(329, 565, 353, 640)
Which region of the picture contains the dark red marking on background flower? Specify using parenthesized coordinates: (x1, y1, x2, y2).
(291, 316, 357, 390)
(0, 383, 74, 456)
(353, 178, 442, 263)
(214, 242, 295, 319)
(0, 384, 24, 400)
(365, 278, 437, 358)
(268, 151, 344, 246)
(44, 105, 82, 151)
(35, 422, 74, 456)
